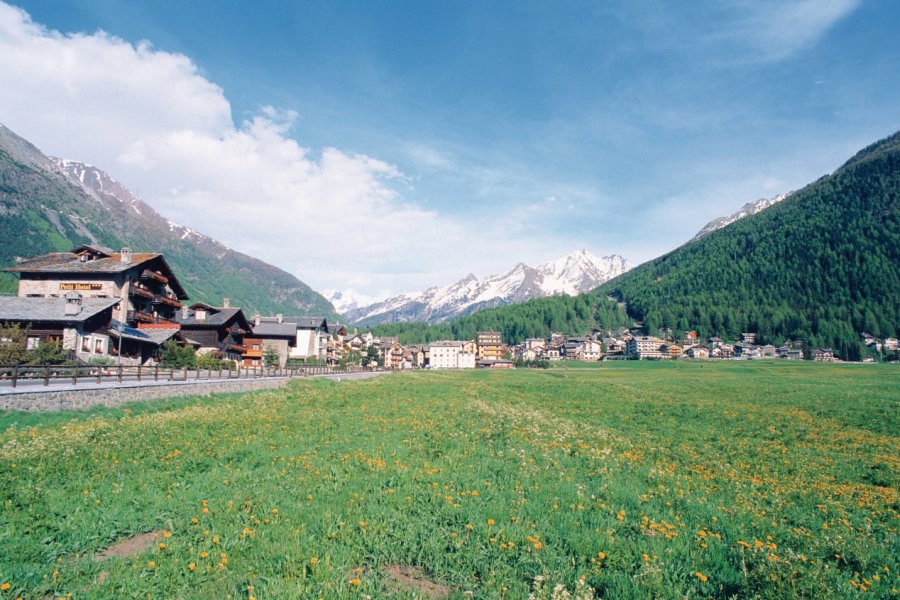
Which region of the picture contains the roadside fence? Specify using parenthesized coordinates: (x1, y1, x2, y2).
(0, 363, 379, 389)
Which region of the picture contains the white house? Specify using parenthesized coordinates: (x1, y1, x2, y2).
(428, 340, 476, 369)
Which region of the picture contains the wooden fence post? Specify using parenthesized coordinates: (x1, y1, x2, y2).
(12, 364, 18, 388)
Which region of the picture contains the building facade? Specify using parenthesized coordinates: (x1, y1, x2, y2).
(476, 331, 504, 360)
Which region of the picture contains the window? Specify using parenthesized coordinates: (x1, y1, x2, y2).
(26, 336, 40, 350)
(95, 339, 104, 354)
(82, 337, 91, 352)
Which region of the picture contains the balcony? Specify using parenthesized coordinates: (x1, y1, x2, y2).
(128, 310, 180, 329)
(141, 269, 169, 284)
(153, 294, 182, 309)
(137, 318, 180, 330)
(128, 310, 154, 323)
(128, 284, 155, 300)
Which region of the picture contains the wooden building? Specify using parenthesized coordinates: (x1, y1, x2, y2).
(177, 302, 252, 362)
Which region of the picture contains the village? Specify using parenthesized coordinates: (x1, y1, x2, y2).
(1, 245, 895, 370)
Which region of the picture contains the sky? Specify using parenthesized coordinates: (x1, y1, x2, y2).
(0, 0, 898, 303)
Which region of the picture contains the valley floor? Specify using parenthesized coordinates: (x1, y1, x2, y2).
(0, 362, 897, 598)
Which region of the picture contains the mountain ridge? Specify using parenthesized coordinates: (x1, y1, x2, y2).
(0, 123, 337, 317)
(594, 130, 900, 359)
(338, 250, 630, 326)
(366, 130, 899, 358)
(690, 192, 791, 242)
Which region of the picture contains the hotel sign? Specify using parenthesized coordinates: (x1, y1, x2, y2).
(59, 283, 103, 291)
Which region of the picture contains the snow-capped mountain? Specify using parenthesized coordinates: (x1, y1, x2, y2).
(691, 193, 791, 242)
(340, 250, 630, 326)
(30, 152, 335, 316)
(326, 289, 385, 315)
(52, 159, 211, 246)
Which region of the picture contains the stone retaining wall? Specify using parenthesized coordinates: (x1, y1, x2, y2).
(0, 377, 291, 412)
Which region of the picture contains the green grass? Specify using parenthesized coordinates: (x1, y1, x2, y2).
(0, 362, 897, 598)
(549, 360, 606, 369)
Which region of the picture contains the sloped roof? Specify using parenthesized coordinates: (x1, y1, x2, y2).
(108, 322, 179, 345)
(267, 316, 328, 330)
(252, 321, 297, 337)
(0, 296, 118, 323)
(5, 249, 189, 299)
(178, 307, 251, 330)
(429, 340, 463, 348)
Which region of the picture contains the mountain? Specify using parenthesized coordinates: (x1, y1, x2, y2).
(368, 131, 900, 358)
(341, 250, 630, 326)
(0, 123, 336, 317)
(326, 289, 387, 316)
(690, 192, 791, 241)
(597, 131, 900, 360)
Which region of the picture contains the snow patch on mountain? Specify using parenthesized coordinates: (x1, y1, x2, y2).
(691, 193, 791, 242)
(326, 289, 392, 315)
(339, 250, 630, 326)
(51, 158, 216, 246)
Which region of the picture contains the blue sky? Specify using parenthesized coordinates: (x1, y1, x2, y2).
(1, 1, 898, 302)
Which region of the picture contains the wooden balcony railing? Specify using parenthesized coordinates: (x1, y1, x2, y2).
(128, 284, 155, 300)
(153, 294, 182, 309)
(128, 310, 154, 323)
(140, 269, 169, 284)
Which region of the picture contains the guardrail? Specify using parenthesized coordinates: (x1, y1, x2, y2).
(0, 364, 380, 389)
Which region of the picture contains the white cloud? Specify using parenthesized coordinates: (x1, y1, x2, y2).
(721, 0, 861, 62)
(0, 2, 501, 296)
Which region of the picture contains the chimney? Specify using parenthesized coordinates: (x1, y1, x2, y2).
(181, 306, 190, 320)
(64, 291, 83, 316)
(276, 314, 283, 324)
(223, 297, 230, 308)
(120, 247, 133, 262)
(254, 314, 261, 327)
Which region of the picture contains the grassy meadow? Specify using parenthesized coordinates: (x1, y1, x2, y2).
(0, 362, 897, 598)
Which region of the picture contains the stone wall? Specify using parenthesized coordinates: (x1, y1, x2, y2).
(0, 377, 291, 412)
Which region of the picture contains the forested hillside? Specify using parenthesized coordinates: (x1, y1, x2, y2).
(600, 131, 899, 360)
(373, 131, 900, 359)
(0, 124, 337, 318)
(371, 290, 632, 345)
